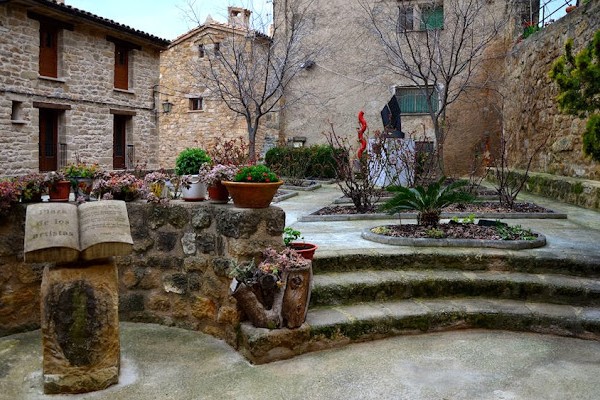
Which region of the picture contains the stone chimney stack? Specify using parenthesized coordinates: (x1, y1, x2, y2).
(228, 7, 251, 29)
(55, 0, 65, 4)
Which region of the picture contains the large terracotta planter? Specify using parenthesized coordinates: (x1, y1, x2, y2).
(48, 181, 71, 202)
(221, 181, 283, 208)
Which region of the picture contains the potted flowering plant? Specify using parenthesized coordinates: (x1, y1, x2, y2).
(63, 162, 101, 201)
(0, 179, 21, 217)
(221, 165, 283, 208)
(44, 171, 70, 202)
(143, 170, 170, 202)
(198, 164, 238, 203)
(15, 173, 45, 203)
(229, 247, 312, 329)
(92, 171, 142, 201)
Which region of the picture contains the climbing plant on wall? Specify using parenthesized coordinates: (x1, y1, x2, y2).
(549, 30, 600, 161)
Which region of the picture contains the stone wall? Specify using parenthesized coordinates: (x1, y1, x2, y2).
(502, 1, 600, 180)
(0, 201, 285, 347)
(0, 3, 164, 175)
(158, 24, 279, 168)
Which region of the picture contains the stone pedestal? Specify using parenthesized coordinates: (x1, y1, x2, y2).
(40, 261, 120, 394)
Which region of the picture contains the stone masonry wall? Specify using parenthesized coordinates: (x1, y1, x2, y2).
(503, 1, 600, 180)
(0, 3, 163, 175)
(0, 201, 285, 347)
(158, 26, 279, 168)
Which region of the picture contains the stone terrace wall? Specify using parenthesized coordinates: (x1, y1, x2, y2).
(503, 1, 600, 180)
(0, 202, 285, 347)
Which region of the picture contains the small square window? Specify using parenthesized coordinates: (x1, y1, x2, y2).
(420, 5, 444, 30)
(198, 44, 205, 58)
(190, 97, 203, 111)
(214, 42, 221, 56)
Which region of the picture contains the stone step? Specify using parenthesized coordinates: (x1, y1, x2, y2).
(237, 298, 600, 365)
(311, 269, 600, 308)
(312, 252, 600, 278)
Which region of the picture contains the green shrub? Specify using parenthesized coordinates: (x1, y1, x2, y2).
(175, 148, 211, 176)
(265, 144, 340, 179)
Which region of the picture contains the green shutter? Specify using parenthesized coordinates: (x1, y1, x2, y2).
(420, 6, 444, 30)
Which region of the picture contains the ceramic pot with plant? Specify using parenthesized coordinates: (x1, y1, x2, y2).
(229, 247, 312, 329)
(92, 171, 142, 201)
(283, 227, 318, 260)
(143, 171, 170, 202)
(175, 148, 211, 201)
(198, 164, 238, 203)
(63, 162, 100, 201)
(44, 171, 71, 202)
(222, 164, 283, 208)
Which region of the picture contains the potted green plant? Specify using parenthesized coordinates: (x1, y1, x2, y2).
(63, 162, 100, 201)
(229, 247, 312, 329)
(221, 164, 283, 208)
(198, 164, 238, 203)
(283, 227, 318, 260)
(44, 171, 70, 202)
(175, 148, 211, 201)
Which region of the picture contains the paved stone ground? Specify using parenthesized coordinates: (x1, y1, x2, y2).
(2, 323, 600, 399)
(2, 184, 600, 399)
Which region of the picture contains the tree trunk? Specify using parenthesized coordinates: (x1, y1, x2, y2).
(231, 263, 312, 329)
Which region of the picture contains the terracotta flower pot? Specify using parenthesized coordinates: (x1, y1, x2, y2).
(208, 181, 229, 203)
(221, 181, 283, 208)
(48, 180, 71, 202)
(289, 242, 318, 260)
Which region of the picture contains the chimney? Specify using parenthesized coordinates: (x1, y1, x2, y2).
(55, 0, 65, 4)
(228, 7, 251, 29)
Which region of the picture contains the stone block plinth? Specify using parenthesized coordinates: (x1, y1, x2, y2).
(41, 261, 120, 394)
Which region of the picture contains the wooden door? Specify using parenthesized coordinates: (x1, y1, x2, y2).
(39, 109, 58, 171)
(39, 24, 58, 78)
(113, 115, 127, 169)
(114, 45, 129, 90)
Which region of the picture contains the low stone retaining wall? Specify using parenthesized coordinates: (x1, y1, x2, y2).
(0, 201, 285, 348)
(486, 170, 600, 211)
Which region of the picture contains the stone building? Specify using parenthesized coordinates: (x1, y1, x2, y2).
(274, 0, 536, 175)
(158, 7, 279, 168)
(0, 0, 168, 176)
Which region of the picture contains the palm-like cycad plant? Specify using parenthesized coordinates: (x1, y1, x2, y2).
(380, 177, 475, 226)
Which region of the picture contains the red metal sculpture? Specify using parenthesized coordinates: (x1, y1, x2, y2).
(357, 111, 367, 159)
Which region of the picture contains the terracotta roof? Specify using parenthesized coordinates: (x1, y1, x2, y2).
(9, 0, 170, 47)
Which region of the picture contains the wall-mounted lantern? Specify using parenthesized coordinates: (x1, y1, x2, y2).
(162, 100, 173, 114)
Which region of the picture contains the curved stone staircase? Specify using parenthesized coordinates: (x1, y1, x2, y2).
(238, 253, 600, 364)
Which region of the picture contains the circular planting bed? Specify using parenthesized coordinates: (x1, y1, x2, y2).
(362, 222, 547, 249)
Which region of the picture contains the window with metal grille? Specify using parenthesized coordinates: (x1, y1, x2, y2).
(420, 5, 444, 30)
(395, 87, 439, 114)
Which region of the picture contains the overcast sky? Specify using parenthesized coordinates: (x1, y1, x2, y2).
(66, 0, 272, 40)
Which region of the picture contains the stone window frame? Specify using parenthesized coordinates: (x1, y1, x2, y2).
(107, 36, 141, 93)
(27, 12, 73, 80)
(11, 101, 26, 124)
(188, 97, 204, 112)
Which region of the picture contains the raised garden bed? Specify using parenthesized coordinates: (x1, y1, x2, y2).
(272, 190, 298, 203)
(281, 180, 322, 191)
(299, 202, 567, 222)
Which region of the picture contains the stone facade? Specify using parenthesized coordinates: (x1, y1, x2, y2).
(502, 1, 600, 180)
(275, 0, 524, 175)
(0, 0, 168, 176)
(158, 9, 279, 168)
(0, 201, 285, 347)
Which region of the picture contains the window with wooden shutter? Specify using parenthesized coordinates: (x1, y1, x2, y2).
(114, 45, 129, 90)
(113, 115, 129, 169)
(395, 87, 439, 114)
(39, 23, 58, 77)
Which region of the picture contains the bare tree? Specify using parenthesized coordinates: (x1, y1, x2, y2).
(185, 0, 317, 161)
(358, 0, 506, 174)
